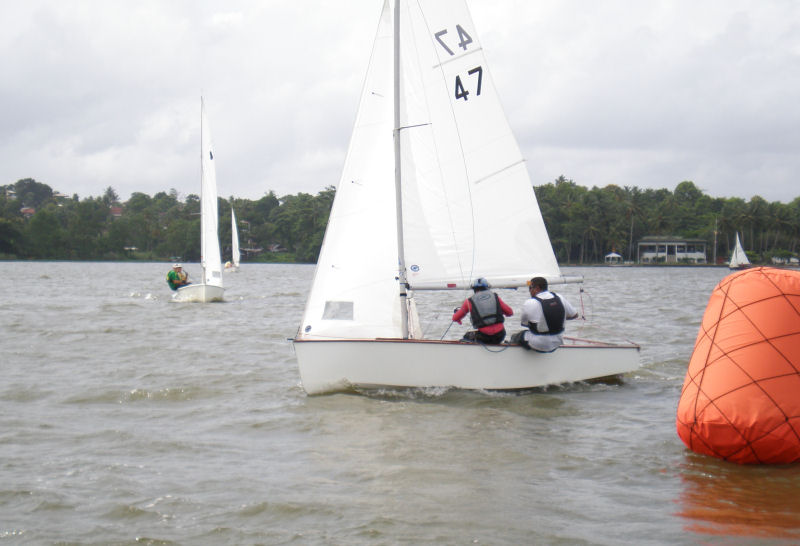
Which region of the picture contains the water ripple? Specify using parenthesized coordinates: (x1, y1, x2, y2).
(1, 262, 796, 544)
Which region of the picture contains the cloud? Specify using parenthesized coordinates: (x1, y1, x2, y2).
(1, 0, 798, 203)
(482, 0, 800, 201)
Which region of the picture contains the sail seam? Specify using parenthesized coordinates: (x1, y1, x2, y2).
(432, 47, 483, 69)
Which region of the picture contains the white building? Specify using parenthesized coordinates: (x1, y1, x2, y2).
(637, 236, 707, 264)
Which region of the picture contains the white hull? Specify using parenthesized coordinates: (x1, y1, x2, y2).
(294, 337, 640, 395)
(172, 283, 225, 303)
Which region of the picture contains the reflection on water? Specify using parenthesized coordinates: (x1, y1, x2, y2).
(677, 453, 800, 539)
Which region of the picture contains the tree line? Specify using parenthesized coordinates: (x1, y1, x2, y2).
(0, 178, 333, 263)
(1, 176, 798, 264)
(536, 177, 800, 264)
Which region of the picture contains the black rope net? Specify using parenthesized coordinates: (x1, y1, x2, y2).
(676, 267, 800, 464)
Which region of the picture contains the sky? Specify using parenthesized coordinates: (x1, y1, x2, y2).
(1, 0, 799, 204)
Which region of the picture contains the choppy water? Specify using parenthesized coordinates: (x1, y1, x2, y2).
(2, 261, 800, 545)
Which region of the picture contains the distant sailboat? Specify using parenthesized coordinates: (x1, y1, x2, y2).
(225, 207, 240, 272)
(173, 98, 225, 303)
(292, 0, 640, 395)
(728, 232, 750, 270)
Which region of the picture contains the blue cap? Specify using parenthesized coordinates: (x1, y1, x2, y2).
(472, 277, 489, 289)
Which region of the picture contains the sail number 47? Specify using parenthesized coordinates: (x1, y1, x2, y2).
(434, 25, 483, 101)
(455, 67, 482, 101)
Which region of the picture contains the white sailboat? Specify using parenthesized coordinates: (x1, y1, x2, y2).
(173, 98, 225, 303)
(225, 207, 240, 272)
(728, 232, 750, 270)
(293, 0, 639, 394)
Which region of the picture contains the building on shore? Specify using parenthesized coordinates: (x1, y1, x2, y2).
(637, 236, 707, 264)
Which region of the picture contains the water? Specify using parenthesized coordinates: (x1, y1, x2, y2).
(2, 262, 799, 545)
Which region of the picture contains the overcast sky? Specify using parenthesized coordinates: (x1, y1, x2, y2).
(2, 0, 798, 204)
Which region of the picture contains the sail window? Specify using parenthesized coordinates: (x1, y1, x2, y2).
(323, 301, 354, 320)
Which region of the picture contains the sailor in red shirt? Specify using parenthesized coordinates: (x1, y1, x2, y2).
(452, 278, 514, 344)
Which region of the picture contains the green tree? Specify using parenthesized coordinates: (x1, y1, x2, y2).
(102, 186, 119, 205)
(24, 207, 66, 258)
(14, 178, 53, 209)
(0, 218, 22, 255)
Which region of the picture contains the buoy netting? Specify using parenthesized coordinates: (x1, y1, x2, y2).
(676, 267, 800, 464)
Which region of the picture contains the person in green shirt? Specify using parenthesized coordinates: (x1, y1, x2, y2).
(166, 263, 190, 290)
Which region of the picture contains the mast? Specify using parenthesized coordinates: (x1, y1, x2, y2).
(200, 96, 207, 282)
(713, 216, 718, 265)
(393, 0, 409, 339)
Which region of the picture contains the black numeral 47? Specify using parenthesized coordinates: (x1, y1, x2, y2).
(455, 66, 482, 101)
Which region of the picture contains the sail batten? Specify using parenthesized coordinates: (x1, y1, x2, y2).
(472, 159, 526, 185)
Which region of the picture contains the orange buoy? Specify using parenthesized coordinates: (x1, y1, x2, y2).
(676, 267, 800, 464)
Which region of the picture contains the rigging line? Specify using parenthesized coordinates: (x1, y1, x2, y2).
(579, 285, 587, 321)
(572, 284, 592, 339)
(439, 320, 455, 340)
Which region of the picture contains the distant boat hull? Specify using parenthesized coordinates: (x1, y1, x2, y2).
(172, 283, 224, 303)
(294, 337, 640, 395)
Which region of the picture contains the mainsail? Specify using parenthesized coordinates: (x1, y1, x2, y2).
(200, 99, 223, 287)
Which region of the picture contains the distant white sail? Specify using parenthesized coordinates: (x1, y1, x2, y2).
(729, 232, 750, 270)
(231, 207, 240, 269)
